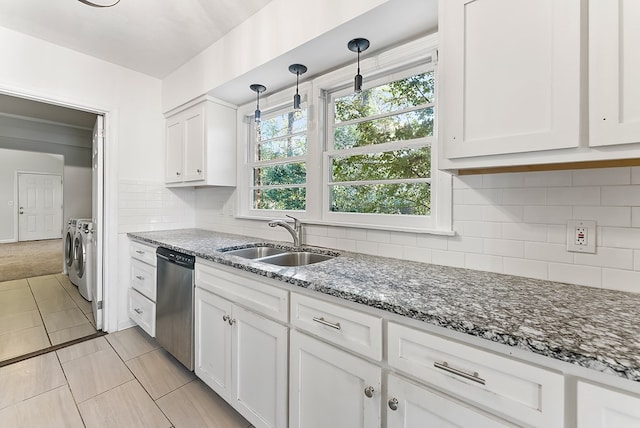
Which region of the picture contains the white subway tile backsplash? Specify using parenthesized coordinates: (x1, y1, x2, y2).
(447, 236, 484, 254)
(453, 188, 502, 205)
(345, 228, 368, 241)
(355, 240, 378, 256)
(523, 206, 572, 224)
(633, 207, 640, 228)
(453, 204, 484, 221)
(632, 167, 640, 184)
(635, 250, 640, 271)
(525, 242, 574, 263)
(547, 225, 567, 244)
(402, 246, 432, 263)
(482, 172, 524, 188)
(453, 175, 484, 189)
(502, 223, 547, 242)
(483, 238, 524, 258)
(573, 167, 630, 186)
(502, 188, 546, 206)
(454, 221, 502, 238)
(367, 230, 391, 243)
(306, 235, 338, 249)
(416, 234, 449, 250)
(548, 263, 602, 288)
(573, 247, 634, 270)
(601, 186, 640, 206)
(572, 206, 631, 227)
(465, 253, 503, 273)
(431, 250, 465, 268)
(335, 238, 357, 252)
(523, 170, 572, 187)
(602, 268, 640, 293)
(503, 258, 548, 280)
(327, 227, 347, 238)
(547, 187, 601, 206)
(482, 205, 524, 222)
(378, 243, 404, 259)
(601, 227, 640, 249)
(389, 232, 418, 246)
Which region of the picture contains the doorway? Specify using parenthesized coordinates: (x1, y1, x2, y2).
(0, 94, 105, 364)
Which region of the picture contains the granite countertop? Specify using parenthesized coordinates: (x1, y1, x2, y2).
(128, 228, 640, 382)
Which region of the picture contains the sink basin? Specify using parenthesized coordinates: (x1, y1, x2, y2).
(223, 246, 288, 259)
(257, 251, 334, 267)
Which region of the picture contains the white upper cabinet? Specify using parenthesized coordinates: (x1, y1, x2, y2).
(439, 0, 581, 160)
(589, 0, 640, 147)
(164, 96, 237, 187)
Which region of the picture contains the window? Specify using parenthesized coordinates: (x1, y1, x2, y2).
(323, 65, 438, 229)
(250, 108, 307, 212)
(238, 35, 451, 233)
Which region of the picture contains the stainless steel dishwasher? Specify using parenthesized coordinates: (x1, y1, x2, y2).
(156, 247, 195, 371)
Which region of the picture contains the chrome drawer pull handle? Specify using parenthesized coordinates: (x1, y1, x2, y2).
(135, 250, 144, 254)
(433, 361, 486, 385)
(364, 386, 374, 398)
(135, 275, 144, 280)
(312, 316, 341, 330)
(134, 308, 143, 314)
(222, 315, 230, 323)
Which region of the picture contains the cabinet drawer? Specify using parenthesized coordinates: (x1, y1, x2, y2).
(130, 241, 157, 266)
(131, 259, 156, 301)
(388, 322, 563, 427)
(196, 262, 288, 323)
(291, 293, 382, 361)
(129, 288, 156, 337)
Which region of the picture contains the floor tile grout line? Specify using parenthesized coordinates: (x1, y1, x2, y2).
(53, 345, 89, 428)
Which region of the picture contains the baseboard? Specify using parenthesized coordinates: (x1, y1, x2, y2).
(0, 239, 17, 244)
(117, 319, 136, 332)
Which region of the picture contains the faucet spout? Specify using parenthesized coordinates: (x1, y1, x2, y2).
(268, 216, 302, 246)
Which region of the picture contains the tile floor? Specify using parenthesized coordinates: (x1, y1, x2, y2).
(0, 274, 97, 362)
(0, 326, 251, 428)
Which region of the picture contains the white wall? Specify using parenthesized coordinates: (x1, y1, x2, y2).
(162, 0, 388, 111)
(195, 166, 640, 294)
(0, 149, 63, 242)
(0, 25, 163, 332)
(63, 165, 92, 221)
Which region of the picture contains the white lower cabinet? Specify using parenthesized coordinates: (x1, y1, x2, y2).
(289, 330, 381, 428)
(577, 381, 640, 428)
(195, 287, 288, 428)
(386, 374, 514, 428)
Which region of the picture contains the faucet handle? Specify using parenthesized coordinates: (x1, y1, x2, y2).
(285, 214, 301, 226)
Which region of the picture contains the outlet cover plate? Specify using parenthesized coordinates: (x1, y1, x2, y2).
(567, 220, 596, 253)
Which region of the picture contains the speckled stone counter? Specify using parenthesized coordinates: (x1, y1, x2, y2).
(128, 228, 640, 383)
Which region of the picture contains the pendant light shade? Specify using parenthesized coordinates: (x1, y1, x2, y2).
(250, 84, 266, 123)
(348, 38, 370, 93)
(288, 64, 307, 111)
(77, 0, 121, 7)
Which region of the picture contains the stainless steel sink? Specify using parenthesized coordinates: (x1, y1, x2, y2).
(223, 246, 288, 259)
(257, 251, 334, 267)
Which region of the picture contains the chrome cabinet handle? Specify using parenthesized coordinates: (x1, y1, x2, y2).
(433, 361, 486, 385)
(364, 386, 374, 398)
(228, 318, 236, 326)
(176, 171, 181, 176)
(388, 398, 399, 411)
(312, 316, 341, 330)
(135, 250, 145, 254)
(135, 275, 144, 280)
(222, 314, 230, 323)
(196, 169, 202, 173)
(134, 308, 143, 314)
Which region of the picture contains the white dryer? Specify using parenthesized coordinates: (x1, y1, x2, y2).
(63, 218, 79, 275)
(72, 219, 94, 301)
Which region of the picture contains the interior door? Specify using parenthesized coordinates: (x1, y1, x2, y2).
(91, 115, 104, 330)
(18, 173, 63, 241)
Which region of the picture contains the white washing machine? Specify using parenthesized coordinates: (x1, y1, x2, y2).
(72, 220, 94, 301)
(63, 218, 79, 276)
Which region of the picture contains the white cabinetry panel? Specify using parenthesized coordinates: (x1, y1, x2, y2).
(577, 381, 640, 428)
(589, 0, 640, 147)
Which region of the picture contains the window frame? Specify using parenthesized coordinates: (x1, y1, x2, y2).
(236, 33, 452, 234)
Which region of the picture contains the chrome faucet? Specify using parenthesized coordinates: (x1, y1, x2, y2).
(268, 214, 302, 247)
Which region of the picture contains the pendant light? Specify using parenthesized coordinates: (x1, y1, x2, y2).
(348, 38, 370, 93)
(288, 64, 307, 111)
(250, 84, 266, 123)
(77, 0, 121, 7)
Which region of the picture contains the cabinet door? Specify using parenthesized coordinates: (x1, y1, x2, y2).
(386, 374, 513, 428)
(440, 0, 580, 159)
(577, 381, 640, 428)
(165, 118, 183, 183)
(232, 305, 288, 428)
(289, 330, 381, 428)
(589, 0, 640, 147)
(194, 288, 233, 398)
(183, 106, 205, 182)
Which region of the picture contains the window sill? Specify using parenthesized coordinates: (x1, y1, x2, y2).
(234, 214, 456, 236)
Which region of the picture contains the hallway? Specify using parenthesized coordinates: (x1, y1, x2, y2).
(0, 273, 97, 363)
(0, 238, 63, 282)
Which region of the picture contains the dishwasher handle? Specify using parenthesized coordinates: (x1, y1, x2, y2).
(156, 248, 195, 269)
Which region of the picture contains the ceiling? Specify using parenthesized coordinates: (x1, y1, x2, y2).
(0, 0, 437, 123)
(0, 0, 272, 79)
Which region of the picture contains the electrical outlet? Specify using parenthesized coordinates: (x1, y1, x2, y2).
(567, 220, 596, 253)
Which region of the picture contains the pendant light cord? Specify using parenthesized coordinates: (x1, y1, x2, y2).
(78, 0, 121, 8)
